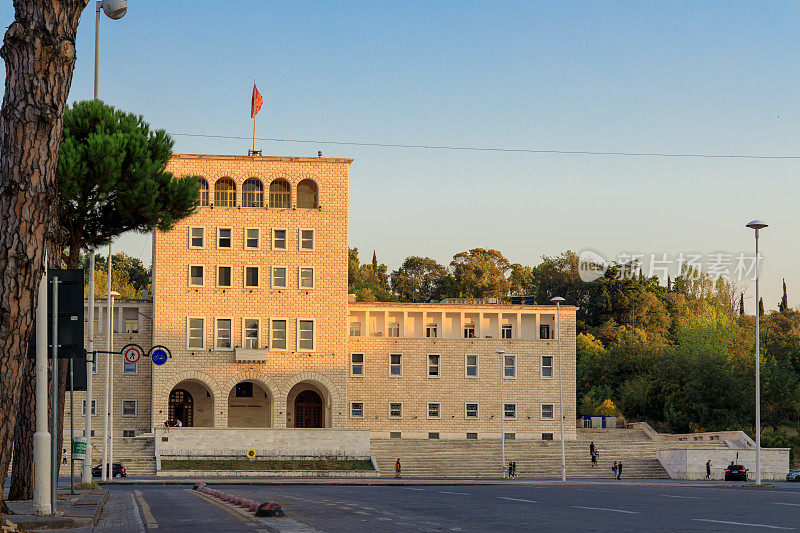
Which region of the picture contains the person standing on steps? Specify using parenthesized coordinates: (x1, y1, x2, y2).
(395, 459, 402, 478)
(591, 448, 598, 468)
(706, 459, 712, 480)
(589, 441, 595, 465)
(617, 461, 623, 480)
(612, 461, 618, 479)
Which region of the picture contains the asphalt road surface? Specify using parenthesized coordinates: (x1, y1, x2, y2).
(109, 480, 800, 532)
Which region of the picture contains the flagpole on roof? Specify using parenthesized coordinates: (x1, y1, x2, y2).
(252, 78, 256, 153)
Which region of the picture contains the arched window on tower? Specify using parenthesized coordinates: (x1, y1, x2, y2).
(269, 179, 291, 208)
(242, 178, 264, 207)
(297, 179, 318, 209)
(214, 177, 236, 207)
(197, 178, 209, 207)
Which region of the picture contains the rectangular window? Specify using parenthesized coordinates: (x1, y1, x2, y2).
(189, 265, 204, 287)
(272, 229, 287, 250)
(464, 324, 475, 338)
(542, 432, 554, 441)
(541, 404, 555, 420)
(217, 228, 232, 248)
(351, 353, 364, 376)
(299, 267, 314, 289)
(504, 403, 517, 420)
(121, 400, 137, 417)
(271, 319, 287, 350)
(122, 429, 136, 438)
(389, 354, 402, 376)
(349, 322, 361, 337)
(189, 227, 204, 248)
(299, 229, 314, 250)
(92, 358, 97, 374)
(350, 402, 363, 418)
(272, 267, 287, 289)
(465, 354, 478, 377)
(387, 323, 400, 338)
(504, 432, 516, 440)
(427, 402, 441, 419)
(428, 432, 440, 440)
(123, 361, 137, 374)
(540, 324, 551, 340)
(235, 382, 253, 397)
(81, 399, 97, 417)
(215, 318, 232, 350)
(465, 403, 479, 419)
(427, 354, 440, 377)
(504, 355, 516, 378)
(243, 318, 259, 349)
(244, 228, 259, 249)
(124, 319, 138, 333)
(187, 318, 204, 349)
(466, 432, 478, 440)
(426, 324, 438, 338)
(389, 432, 401, 439)
(541, 355, 554, 378)
(502, 324, 513, 339)
(389, 402, 403, 418)
(244, 266, 259, 288)
(298, 320, 315, 350)
(217, 266, 232, 288)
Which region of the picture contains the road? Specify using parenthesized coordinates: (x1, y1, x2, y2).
(105, 480, 800, 532)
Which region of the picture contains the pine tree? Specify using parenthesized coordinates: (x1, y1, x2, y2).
(779, 278, 788, 312)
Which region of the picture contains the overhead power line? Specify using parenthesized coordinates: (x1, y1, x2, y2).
(168, 132, 800, 160)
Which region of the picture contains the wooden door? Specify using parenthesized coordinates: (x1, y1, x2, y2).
(168, 388, 194, 427)
(294, 390, 322, 428)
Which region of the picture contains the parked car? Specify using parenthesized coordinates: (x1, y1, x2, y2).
(786, 468, 800, 482)
(724, 464, 748, 481)
(92, 463, 126, 478)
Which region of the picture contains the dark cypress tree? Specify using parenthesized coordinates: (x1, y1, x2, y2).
(759, 297, 765, 317)
(779, 279, 788, 312)
(372, 250, 378, 271)
(666, 275, 671, 291)
(739, 293, 745, 316)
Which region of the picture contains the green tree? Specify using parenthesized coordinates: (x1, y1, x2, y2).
(348, 247, 396, 302)
(779, 279, 788, 313)
(448, 248, 511, 298)
(390, 256, 448, 302)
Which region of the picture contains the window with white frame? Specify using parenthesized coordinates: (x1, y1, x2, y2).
(465, 402, 479, 419)
(244, 228, 259, 249)
(541, 355, 554, 378)
(215, 318, 232, 350)
(541, 404, 555, 420)
(123, 361, 137, 374)
(389, 354, 402, 376)
(189, 227, 204, 248)
(217, 228, 232, 248)
(427, 402, 441, 419)
(351, 353, 364, 376)
(243, 318, 259, 349)
(349, 322, 361, 337)
(271, 319, 287, 350)
(299, 267, 314, 289)
(121, 399, 137, 417)
(272, 229, 287, 250)
(427, 354, 440, 377)
(426, 323, 438, 338)
(272, 267, 287, 288)
(464, 324, 476, 338)
(501, 324, 513, 339)
(217, 266, 232, 288)
(504, 355, 516, 378)
(350, 402, 363, 418)
(81, 398, 97, 417)
(503, 403, 517, 420)
(244, 266, 259, 288)
(299, 229, 314, 250)
(298, 319, 314, 350)
(387, 322, 400, 337)
(189, 265, 204, 287)
(465, 354, 478, 377)
(389, 402, 403, 418)
(187, 318, 204, 349)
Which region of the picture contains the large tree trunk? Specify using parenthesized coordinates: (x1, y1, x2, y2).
(0, 0, 89, 513)
(8, 358, 36, 500)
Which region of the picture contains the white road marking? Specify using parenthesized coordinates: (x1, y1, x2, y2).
(407, 488, 425, 491)
(662, 494, 715, 500)
(693, 519, 794, 530)
(771, 502, 800, 507)
(440, 491, 470, 496)
(129, 493, 145, 533)
(498, 497, 541, 504)
(578, 489, 616, 493)
(572, 505, 639, 514)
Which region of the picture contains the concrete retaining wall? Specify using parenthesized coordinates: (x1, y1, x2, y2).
(657, 447, 790, 481)
(156, 469, 380, 477)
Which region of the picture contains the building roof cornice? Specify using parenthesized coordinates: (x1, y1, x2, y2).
(171, 153, 354, 164)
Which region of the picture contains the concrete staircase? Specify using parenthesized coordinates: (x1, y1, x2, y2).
(372, 428, 729, 479)
(113, 435, 156, 476)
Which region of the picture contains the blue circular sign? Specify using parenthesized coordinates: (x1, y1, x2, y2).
(151, 348, 168, 366)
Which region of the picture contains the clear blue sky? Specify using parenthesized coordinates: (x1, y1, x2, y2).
(2, 1, 798, 309)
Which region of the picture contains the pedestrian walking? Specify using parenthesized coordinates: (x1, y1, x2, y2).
(591, 449, 598, 468)
(612, 461, 618, 479)
(705, 460, 712, 480)
(62, 449, 67, 465)
(617, 461, 623, 480)
(511, 461, 517, 479)
(395, 459, 402, 478)
(508, 461, 513, 479)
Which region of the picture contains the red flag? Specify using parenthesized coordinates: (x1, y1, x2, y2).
(250, 82, 263, 119)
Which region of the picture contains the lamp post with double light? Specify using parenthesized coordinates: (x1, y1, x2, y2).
(551, 296, 566, 481)
(746, 220, 767, 485)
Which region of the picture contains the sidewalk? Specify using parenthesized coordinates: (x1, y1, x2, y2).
(2, 489, 107, 531)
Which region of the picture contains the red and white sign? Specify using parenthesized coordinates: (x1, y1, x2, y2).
(122, 344, 143, 364)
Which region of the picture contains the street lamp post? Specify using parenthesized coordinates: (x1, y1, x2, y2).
(551, 296, 566, 482)
(746, 220, 767, 485)
(496, 349, 506, 478)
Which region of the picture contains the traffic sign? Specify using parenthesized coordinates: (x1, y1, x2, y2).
(122, 343, 144, 364)
(149, 345, 171, 366)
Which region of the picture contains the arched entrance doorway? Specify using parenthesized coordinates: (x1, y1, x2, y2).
(169, 389, 193, 427)
(227, 381, 272, 427)
(294, 390, 322, 428)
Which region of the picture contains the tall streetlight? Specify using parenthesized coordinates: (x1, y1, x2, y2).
(496, 349, 506, 478)
(95, 0, 128, 99)
(746, 220, 767, 485)
(551, 296, 566, 482)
